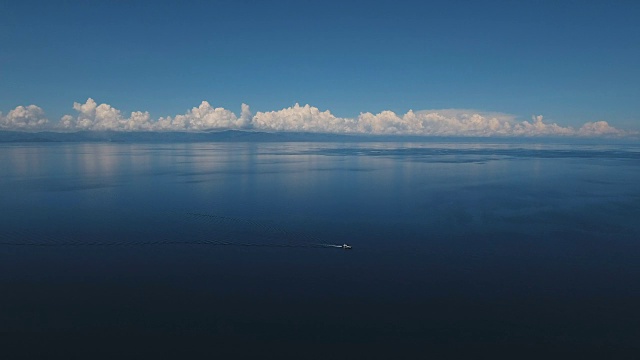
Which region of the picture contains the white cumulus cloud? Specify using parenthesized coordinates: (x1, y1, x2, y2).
(577, 121, 624, 136)
(253, 104, 357, 133)
(0, 99, 633, 137)
(59, 98, 153, 131)
(252, 105, 604, 137)
(252, 105, 519, 136)
(254, 105, 629, 137)
(358, 109, 516, 136)
(155, 101, 251, 131)
(512, 115, 575, 136)
(59, 99, 251, 132)
(0, 105, 48, 130)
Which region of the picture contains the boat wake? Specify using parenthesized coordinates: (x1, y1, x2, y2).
(0, 240, 350, 249)
(0, 212, 352, 249)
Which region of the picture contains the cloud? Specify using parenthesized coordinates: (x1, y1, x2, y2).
(256, 105, 631, 137)
(0, 105, 48, 130)
(253, 105, 625, 137)
(0, 99, 633, 137)
(252, 104, 357, 133)
(59, 98, 154, 131)
(155, 101, 251, 131)
(57, 98, 149, 131)
(251, 105, 519, 136)
(512, 115, 576, 136)
(577, 121, 625, 136)
(357, 109, 517, 136)
(59, 99, 251, 132)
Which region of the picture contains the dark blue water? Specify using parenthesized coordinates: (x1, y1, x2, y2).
(1, 142, 639, 358)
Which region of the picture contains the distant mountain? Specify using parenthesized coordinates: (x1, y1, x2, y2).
(0, 130, 434, 143)
(0, 130, 360, 143)
(0, 130, 632, 144)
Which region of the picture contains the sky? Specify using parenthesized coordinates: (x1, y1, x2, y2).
(1, 0, 639, 136)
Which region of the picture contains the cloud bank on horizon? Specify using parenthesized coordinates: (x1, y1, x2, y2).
(0, 98, 632, 137)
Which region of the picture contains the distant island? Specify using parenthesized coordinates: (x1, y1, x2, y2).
(0, 130, 354, 143)
(1, 130, 633, 144)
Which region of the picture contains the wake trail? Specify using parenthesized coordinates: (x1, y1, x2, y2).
(0, 212, 351, 250)
(0, 241, 345, 248)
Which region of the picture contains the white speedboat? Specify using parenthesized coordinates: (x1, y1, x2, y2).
(342, 244, 352, 250)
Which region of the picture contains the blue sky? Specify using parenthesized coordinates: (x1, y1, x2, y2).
(1, 0, 639, 134)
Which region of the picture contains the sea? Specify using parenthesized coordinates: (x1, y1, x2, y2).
(1, 140, 639, 358)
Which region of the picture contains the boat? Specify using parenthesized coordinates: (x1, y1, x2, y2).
(342, 244, 352, 249)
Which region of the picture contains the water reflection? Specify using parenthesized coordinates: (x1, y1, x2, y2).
(1, 141, 640, 356)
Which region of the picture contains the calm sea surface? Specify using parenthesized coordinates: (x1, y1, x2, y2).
(1, 141, 639, 358)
